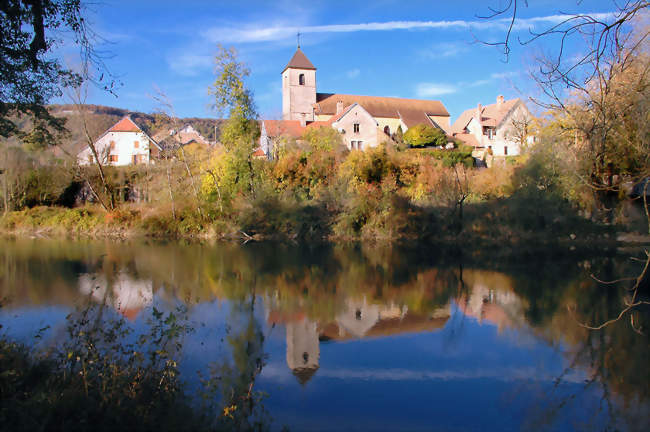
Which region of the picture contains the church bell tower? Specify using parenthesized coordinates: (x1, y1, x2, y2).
(282, 46, 316, 122)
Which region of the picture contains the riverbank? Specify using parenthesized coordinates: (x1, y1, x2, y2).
(2, 204, 646, 246)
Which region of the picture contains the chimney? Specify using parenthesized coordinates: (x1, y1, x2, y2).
(336, 100, 344, 115)
(300, 114, 306, 127)
(476, 103, 482, 120)
(497, 95, 504, 107)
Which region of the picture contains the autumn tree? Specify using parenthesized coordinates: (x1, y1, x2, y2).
(403, 124, 447, 148)
(207, 46, 260, 198)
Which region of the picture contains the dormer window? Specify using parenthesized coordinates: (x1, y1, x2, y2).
(299, 73, 305, 85)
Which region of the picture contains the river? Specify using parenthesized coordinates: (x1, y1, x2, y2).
(0, 238, 648, 431)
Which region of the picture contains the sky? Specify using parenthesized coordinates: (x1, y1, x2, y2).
(60, 0, 620, 122)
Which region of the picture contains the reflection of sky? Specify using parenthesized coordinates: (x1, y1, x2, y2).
(0, 287, 613, 432)
(255, 303, 601, 431)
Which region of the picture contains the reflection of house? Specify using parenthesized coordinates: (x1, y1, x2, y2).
(268, 299, 450, 384)
(286, 319, 320, 385)
(456, 271, 525, 332)
(78, 272, 154, 320)
(451, 96, 532, 157)
(259, 47, 451, 156)
(322, 300, 450, 341)
(78, 116, 161, 166)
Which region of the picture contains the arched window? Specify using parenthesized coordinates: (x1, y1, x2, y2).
(299, 74, 305, 85)
(383, 125, 390, 135)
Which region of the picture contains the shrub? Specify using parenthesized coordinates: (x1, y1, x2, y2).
(403, 124, 447, 148)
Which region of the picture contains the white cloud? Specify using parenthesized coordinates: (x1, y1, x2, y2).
(490, 71, 519, 79)
(346, 68, 360, 78)
(201, 13, 615, 44)
(415, 83, 457, 98)
(419, 42, 469, 59)
(167, 53, 212, 77)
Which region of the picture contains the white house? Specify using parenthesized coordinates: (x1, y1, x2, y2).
(451, 96, 532, 157)
(78, 116, 161, 166)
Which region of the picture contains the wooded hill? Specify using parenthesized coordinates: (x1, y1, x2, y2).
(46, 104, 223, 156)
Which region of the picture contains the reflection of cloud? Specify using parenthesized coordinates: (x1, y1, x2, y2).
(79, 272, 153, 320)
(201, 13, 615, 44)
(261, 364, 585, 383)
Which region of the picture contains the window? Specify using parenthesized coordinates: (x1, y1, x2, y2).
(358, 141, 363, 150)
(353, 123, 360, 133)
(110, 141, 116, 150)
(134, 141, 139, 149)
(383, 125, 390, 135)
(109, 155, 118, 162)
(299, 73, 305, 85)
(504, 146, 508, 155)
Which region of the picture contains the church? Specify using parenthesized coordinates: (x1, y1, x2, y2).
(259, 47, 451, 157)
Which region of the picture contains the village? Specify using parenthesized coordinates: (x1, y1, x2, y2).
(77, 47, 534, 171)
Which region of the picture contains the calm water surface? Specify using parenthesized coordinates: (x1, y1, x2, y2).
(0, 238, 648, 431)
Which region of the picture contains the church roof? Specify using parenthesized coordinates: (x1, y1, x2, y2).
(283, 48, 316, 72)
(314, 93, 450, 125)
(108, 116, 142, 133)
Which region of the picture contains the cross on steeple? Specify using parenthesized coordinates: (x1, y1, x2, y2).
(297, 32, 301, 48)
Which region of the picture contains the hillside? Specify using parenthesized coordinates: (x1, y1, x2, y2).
(47, 104, 223, 156)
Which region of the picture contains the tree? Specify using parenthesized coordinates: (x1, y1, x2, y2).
(403, 124, 447, 148)
(207, 46, 260, 197)
(482, 0, 650, 332)
(301, 125, 344, 152)
(1, 0, 113, 142)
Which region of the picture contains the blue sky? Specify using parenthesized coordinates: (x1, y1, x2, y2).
(65, 0, 618, 122)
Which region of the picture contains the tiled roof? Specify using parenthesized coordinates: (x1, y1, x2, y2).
(453, 133, 480, 148)
(451, 97, 521, 134)
(283, 48, 316, 72)
(262, 118, 335, 139)
(108, 116, 142, 133)
(314, 93, 449, 119)
(252, 148, 267, 157)
(262, 120, 306, 138)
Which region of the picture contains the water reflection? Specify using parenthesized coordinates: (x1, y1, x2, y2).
(78, 272, 154, 320)
(0, 238, 648, 431)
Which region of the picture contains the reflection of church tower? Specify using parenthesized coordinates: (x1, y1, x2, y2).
(286, 319, 320, 385)
(282, 47, 316, 122)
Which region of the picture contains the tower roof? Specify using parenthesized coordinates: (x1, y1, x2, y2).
(282, 48, 316, 73)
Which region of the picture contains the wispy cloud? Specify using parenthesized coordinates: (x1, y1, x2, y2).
(346, 68, 360, 79)
(416, 70, 520, 96)
(167, 53, 212, 76)
(416, 83, 457, 98)
(419, 42, 469, 59)
(202, 13, 614, 44)
(491, 71, 519, 80)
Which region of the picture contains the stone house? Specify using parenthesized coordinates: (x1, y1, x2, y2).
(451, 96, 532, 157)
(78, 116, 160, 166)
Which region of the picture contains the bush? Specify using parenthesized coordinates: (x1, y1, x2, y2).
(403, 124, 447, 148)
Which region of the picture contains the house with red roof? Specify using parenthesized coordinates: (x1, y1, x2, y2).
(451, 96, 532, 157)
(77, 115, 161, 166)
(258, 47, 451, 158)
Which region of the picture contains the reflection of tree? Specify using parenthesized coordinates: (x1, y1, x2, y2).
(203, 289, 270, 431)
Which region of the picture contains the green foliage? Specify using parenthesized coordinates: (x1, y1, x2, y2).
(0, 305, 212, 431)
(403, 124, 447, 148)
(301, 126, 345, 152)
